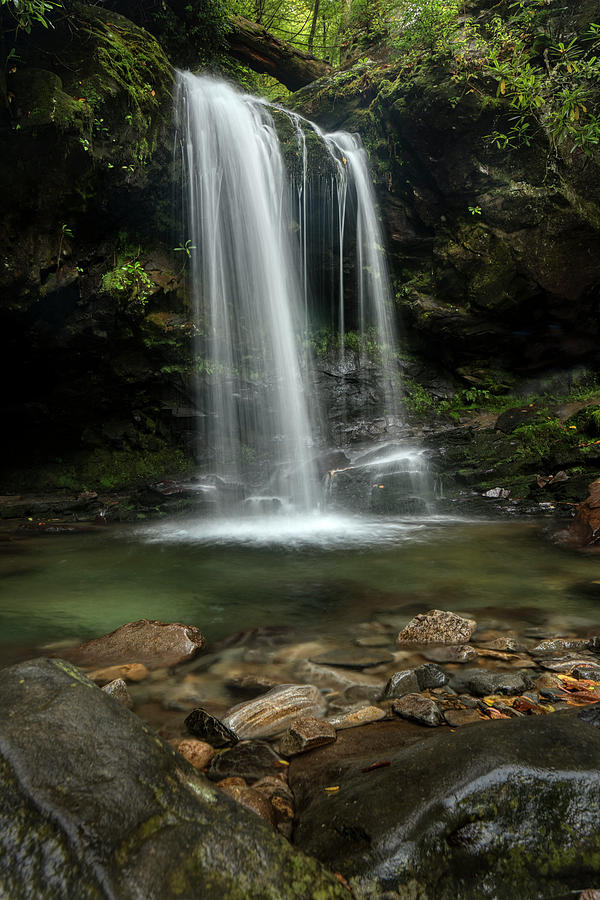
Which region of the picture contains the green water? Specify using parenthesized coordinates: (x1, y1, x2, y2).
(1, 514, 599, 665)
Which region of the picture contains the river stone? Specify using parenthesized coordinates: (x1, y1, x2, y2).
(207, 740, 287, 784)
(295, 660, 384, 700)
(87, 662, 150, 684)
(422, 644, 478, 663)
(173, 738, 216, 770)
(291, 711, 600, 899)
(397, 610, 477, 646)
(383, 669, 420, 698)
(60, 619, 206, 669)
(184, 708, 238, 748)
(573, 663, 600, 680)
(327, 706, 387, 730)
(443, 708, 483, 727)
(579, 704, 600, 727)
(450, 669, 534, 697)
(101, 678, 133, 708)
(222, 683, 327, 740)
(279, 716, 336, 757)
(0, 658, 347, 900)
(392, 694, 444, 727)
(310, 648, 394, 669)
(531, 638, 590, 656)
(414, 663, 449, 690)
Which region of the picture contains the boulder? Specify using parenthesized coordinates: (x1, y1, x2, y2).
(60, 619, 206, 669)
(222, 684, 327, 740)
(0, 658, 347, 899)
(397, 610, 477, 645)
(291, 711, 600, 898)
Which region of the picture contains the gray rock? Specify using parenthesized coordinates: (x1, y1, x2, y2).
(450, 669, 534, 697)
(310, 648, 394, 669)
(295, 660, 384, 705)
(0, 658, 346, 900)
(60, 618, 206, 669)
(531, 638, 590, 656)
(383, 669, 420, 698)
(579, 704, 600, 727)
(222, 683, 327, 740)
(185, 707, 238, 748)
(414, 663, 449, 690)
(279, 717, 336, 757)
(573, 663, 600, 680)
(291, 711, 600, 899)
(101, 677, 133, 708)
(327, 705, 386, 730)
(392, 693, 444, 727)
(397, 609, 477, 646)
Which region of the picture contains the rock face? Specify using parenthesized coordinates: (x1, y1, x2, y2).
(60, 619, 206, 669)
(0, 658, 346, 899)
(291, 712, 600, 899)
(397, 610, 477, 646)
(222, 684, 327, 740)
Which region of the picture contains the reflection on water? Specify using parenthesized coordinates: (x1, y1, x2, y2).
(0, 515, 598, 665)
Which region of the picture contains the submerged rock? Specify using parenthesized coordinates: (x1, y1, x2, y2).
(397, 609, 477, 646)
(0, 658, 347, 899)
(327, 705, 386, 730)
(60, 619, 206, 669)
(222, 684, 327, 740)
(291, 711, 600, 899)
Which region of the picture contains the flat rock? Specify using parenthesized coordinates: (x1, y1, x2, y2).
(392, 693, 444, 727)
(291, 711, 600, 898)
(207, 740, 287, 784)
(222, 683, 327, 740)
(397, 609, 477, 646)
(0, 659, 346, 900)
(185, 708, 238, 748)
(279, 716, 336, 757)
(310, 648, 394, 669)
(443, 708, 483, 727)
(414, 663, 449, 690)
(327, 705, 386, 730)
(531, 638, 590, 656)
(87, 662, 149, 684)
(450, 668, 534, 697)
(101, 678, 132, 708)
(60, 619, 206, 669)
(422, 644, 478, 663)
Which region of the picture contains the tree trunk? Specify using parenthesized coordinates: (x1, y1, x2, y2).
(307, 0, 320, 55)
(227, 16, 330, 91)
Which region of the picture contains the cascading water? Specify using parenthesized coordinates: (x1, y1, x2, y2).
(174, 71, 408, 514)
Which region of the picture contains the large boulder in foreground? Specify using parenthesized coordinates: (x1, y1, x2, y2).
(60, 619, 206, 669)
(0, 658, 346, 899)
(290, 712, 600, 899)
(562, 478, 600, 548)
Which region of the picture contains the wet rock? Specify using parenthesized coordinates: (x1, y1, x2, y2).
(450, 669, 534, 697)
(225, 673, 282, 697)
(291, 711, 600, 898)
(564, 479, 600, 548)
(216, 780, 276, 827)
(310, 648, 394, 669)
(327, 705, 386, 730)
(173, 738, 216, 770)
(414, 663, 449, 690)
(222, 683, 327, 740)
(480, 636, 528, 652)
(86, 662, 149, 684)
(101, 678, 132, 708)
(483, 487, 510, 499)
(207, 740, 287, 784)
(392, 694, 443, 727)
(184, 708, 238, 748)
(495, 404, 540, 434)
(422, 644, 478, 664)
(443, 708, 482, 727)
(383, 669, 420, 698)
(354, 635, 394, 648)
(60, 619, 206, 669)
(531, 638, 590, 656)
(0, 658, 346, 899)
(538, 656, 600, 673)
(573, 663, 600, 680)
(253, 776, 295, 837)
(279, 716, 336, 757)
(397, 609, 477, 646)
(579, 704, 600, 727)
(295, 660, 383, 705)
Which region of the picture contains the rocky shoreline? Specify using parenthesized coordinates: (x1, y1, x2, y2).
(2, 609, 600, 898)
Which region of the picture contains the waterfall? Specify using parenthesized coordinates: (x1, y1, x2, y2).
(174, 71, 402, 513)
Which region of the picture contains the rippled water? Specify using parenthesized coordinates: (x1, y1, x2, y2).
(0, 514, 598, 666)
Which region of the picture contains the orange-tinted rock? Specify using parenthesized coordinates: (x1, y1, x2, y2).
(173, 738, 216, 770)
(87, 663, 149, 685)
(60, 619, 206, 669)
(564, 479, 600, 547)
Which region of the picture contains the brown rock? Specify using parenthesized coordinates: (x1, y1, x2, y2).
(173, 738, 216, 770)
(60, 619, 206, 669)
(253, 776, 295, 836)
(444, 708, 483, 727)
(222, 683, 327, 740)
(564, 478, 600, 547)
(217, 781, 276, 827)
(397, 610, 477, 646)
(392, 693, 444, 727)
(87, 663, 149, 685)
(279, 716, 336, 757)
(327, 705, 386, 730)
(422, 644, 478, 663)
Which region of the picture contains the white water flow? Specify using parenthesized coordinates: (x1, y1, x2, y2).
(175, 72, 404, 514)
